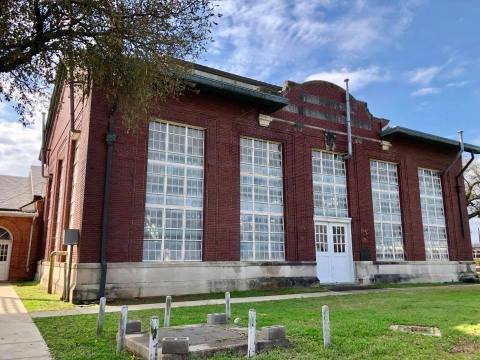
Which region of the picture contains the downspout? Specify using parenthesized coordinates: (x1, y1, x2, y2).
(343, 79, 353, 160)
(441, 131, 475, 238)
(99, 109, 117, 299)
(25, 211, 38, 273)
(456, 151, 475, 237)
(41, 113, 50, 179)
(443, 131, 465, 175)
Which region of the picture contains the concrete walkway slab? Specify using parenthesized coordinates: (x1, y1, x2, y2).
(0, 283, 51, 360)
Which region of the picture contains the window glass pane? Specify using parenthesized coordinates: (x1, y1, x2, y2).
(144, 121, 204, 261)
(240, 138, 285, 261)
(418, 168, 448, 260)
(312, 151, 348, 218)
(370, 160, 404, 261)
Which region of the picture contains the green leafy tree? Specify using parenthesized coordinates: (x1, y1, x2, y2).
(0, 0, 218, 127)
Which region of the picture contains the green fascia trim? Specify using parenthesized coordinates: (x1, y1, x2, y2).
(380, 126, 480, 154)
(185, 73, 289, 111)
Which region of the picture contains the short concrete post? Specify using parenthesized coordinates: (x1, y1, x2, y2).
(322, 305, 330, 348)
(164, 295, 172, 327)
(149, 316, 159, 360)
(247, 309, 256, 357)
(225, 292, 231, 320)
(96, 296, 106, 337)
(116, 305, 128, 354)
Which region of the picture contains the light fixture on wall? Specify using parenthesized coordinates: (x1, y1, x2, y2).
(325, 131, 336, 151)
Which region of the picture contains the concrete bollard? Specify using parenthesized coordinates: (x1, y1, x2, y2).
(149, 316, 159, 360)
(225, 292, 231, 320)
(207, 313, 228, 325)
(96, 296, 106, 337)
(116, 305, 128, 354)
(126, 320, 142, 334)
(164, 296, 172, 327)
(247, 309, 256, 358)
(261, 325, 286, 340)
(322, 305, 330, 348)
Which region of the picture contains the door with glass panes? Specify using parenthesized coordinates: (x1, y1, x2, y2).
(315, 222, 354, 283)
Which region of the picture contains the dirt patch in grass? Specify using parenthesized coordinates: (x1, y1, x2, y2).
(449, 341, 480, 354)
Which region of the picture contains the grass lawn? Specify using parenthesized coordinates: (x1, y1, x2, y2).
(13, 281, 74, 313)
(108, 286, 328, 305)
(34, 285, 480, 359)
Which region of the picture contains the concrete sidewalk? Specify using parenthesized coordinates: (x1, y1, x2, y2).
(0, 283, 51, 360)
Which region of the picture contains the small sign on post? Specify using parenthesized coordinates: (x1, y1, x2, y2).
(149, 316, 159, 360)
(225, 292, 231, 320)
(247, 309, 256, 358)
(322, 305, 331, 348)
(96, 296, 106, 337)
(116, 305, 128, 354)
(164, 295, 172, 327)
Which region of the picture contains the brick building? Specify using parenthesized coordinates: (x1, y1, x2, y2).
(0, 166, 45, 281)
(37, 64, 479, 302)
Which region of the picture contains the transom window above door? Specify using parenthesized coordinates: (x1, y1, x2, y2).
(0, 228, 11, 240)
(312, 150, 348, 218)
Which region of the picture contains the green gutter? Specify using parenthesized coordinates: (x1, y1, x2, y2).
(185, 73, 289, 112)
(380, 126, 480, 154)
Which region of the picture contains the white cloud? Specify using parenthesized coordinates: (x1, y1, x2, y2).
(208, 0, 421, 81)
(0, 103, 42, 176)
(305, 66, 390, 92)
(471, 216, 480, 245)
(446, 80, 468, 87)
(411, 87, 441, 96)
(407, 66, 442, 85)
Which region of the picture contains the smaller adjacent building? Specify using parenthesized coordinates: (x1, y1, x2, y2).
(0, 166, 45, 281)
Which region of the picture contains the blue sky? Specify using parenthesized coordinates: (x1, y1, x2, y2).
(0, 0, 479, 242)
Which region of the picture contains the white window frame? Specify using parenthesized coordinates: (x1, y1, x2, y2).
(143, 120, 205, 262)
(370, 159, 405, 261)
(240, 137, 285, 261)
(418, 168, 449, 261)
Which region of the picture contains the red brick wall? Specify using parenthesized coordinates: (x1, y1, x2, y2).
(44, 80, 474, 265)
(42, 83, 92, 263)
(0, 202, 43, 281)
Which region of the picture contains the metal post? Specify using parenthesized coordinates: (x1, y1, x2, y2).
(96, 297, 106, 337)
(116, 305, 128, 354)
(164, 296, 172, 327)
(64, 244, 73, 301)
(149, 316, 159, 360)
(225, 292, 231, 320)
(322, 305, 331, 348)
(247, 309, 256, 357)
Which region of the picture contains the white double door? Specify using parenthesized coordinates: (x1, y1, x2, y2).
(0, 240, 12, 281)
(315, 220, 354, 284)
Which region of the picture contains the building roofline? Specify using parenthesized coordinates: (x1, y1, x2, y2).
(380, 126, 480, 154)
(185, 72, 288, 112)
(192, 63, 282, 92)
(43, 62, 287, 151)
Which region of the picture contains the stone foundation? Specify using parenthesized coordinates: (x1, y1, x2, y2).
(355, 261, 476, 285)
(36, 260, 476, 303)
